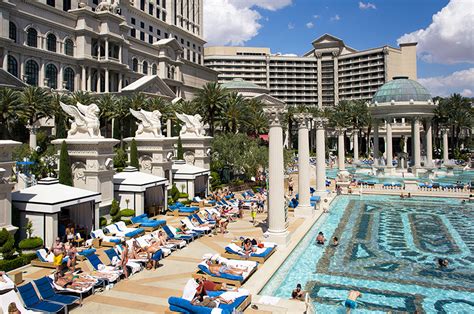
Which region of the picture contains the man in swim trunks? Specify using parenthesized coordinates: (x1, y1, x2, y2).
(345, 290, 362, 313)
(50, 237, 65, 273)
(291, 283, 306, 301)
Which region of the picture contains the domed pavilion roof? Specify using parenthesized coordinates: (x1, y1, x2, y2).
(372, 77, 431, 103)
(221, 78, 269, 94)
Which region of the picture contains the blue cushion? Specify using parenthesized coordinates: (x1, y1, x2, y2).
(168, 297, 211, 314)
(250, 247, 273, 258)
(78, 248, 96, 256)
(34, 277, 79, 305)
(151, 249, 162, 261)
(110, 238, 121, 244)
(197, 264, 243, 281)
(18, 283, 65, 312)
(139, 221, 161, 228)
(36, 250, 47, 262)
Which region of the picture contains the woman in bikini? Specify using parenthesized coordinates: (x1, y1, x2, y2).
(206, 260, 247, 276)
(242, 238, 256, 257)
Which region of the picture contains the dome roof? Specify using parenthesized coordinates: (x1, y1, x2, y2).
(221, 78, 268, 92)
(372, 77, 431, 103)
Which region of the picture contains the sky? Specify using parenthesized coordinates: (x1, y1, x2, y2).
(203, 0, 474, 97)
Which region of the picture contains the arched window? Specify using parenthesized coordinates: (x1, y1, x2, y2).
(25, 60, 39, 86)
(63, 67, 75, 91)
(152, 64, 157, 75)
(7, 55, 18, 77)
(46, 33, 57, 52)
(26, 28, 38, 47)
(143, 61, 148, 74)
(64, 39, 74, 56)
(132, 58, 138, 72)
(45, 64, 58, 89)
(9, 22, 17, 43)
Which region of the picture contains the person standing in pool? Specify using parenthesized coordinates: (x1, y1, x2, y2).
(316, 232, 325, 245)
(345, 290, 362, 313)
(291, 283, 306, 301)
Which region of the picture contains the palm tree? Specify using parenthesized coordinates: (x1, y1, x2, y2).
(0, 88, 19, 139)
(348, 100, 371, 156)
(49, 92, 71, 139)
(220, 92, 246, 133)
(17, 86, 52, 149)
(242, 98, 267, 136)
(96, 94, 118, 138)
(70, 90, 94, 106)
(194, 82, 227, 136)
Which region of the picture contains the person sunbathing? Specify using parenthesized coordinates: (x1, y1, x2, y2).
(205, 260, 247, 276)
(54, 272, 94, 291)
(156, 230, 182, 246)
(242, 238, 256, 256)
(130, 240, 148, 259)
(191, 217, 212, 228)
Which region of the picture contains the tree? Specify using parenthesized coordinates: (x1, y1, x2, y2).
(70, 90, 94, 106)
(58, 140, 73, 186)
(110, 199, 121, 222)
(194, 82, 227, 136)
(50, 92, 70, 139)
(0, 228, 15, 259)
(97, 93, 118, 138)
(0, 88, 19, 140)
(129, 139, 139, 168)
(242, 98, 267, 136)
(220, 92, 246, 133)
(176, 136, 184, 159)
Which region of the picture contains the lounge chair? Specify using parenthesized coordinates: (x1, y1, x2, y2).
(191, 213, 216, 226)
(192, 196, 216, 207)
(168, 290, 251, 314)
(181, 217, 211, 234)
(167, 202, 199, 216)
(133, 235, 173, 256)
(104, 223, 143, 239)
(33, 277, 81, 309)
(84, 253, 122, 282)
(17, 282, 65, 313)
(150, 230, 187, 249)
(115, 221, 145, 237)
(91, 229, 123, 246)
(46, 275, 97, 302)
(0, 290, 38, 314)
(130, 214, 166, 231)
(162, 225, 194, 243)
(104, 248, 142, 275)
(193, 257, 258, 287)
(223, 242, 276, 263)
(30, 249, 69, 268)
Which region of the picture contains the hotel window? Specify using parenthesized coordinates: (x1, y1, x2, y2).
(152, 64, 157, 75)
(165, 32, 169, 38)
(64, 39, 74, 56)
(187, 41, 190, 47)
(181, 38, 184, 44)
(63, 0, 71, 11)
(132, 58, 138, 72)
(131, 18, 136, 25)
(140, 31, 145, 41)
(162, 0, 166, 8)
(149, 3, 154, 15)
(156, 29, 161, 36)
(143, 61, 148, 74)
(140, 0, 145, 11)
(162, 11, 166, 21)
(187, 50, 190, 60)
(7, 55, 18, 78)
(63, 67, 75, 91)
(131, 28, 136, 37)
(140, 22, 145, 28)
(192, 52, 196, 63)
(47, 34, 57, 52)
(47, 0, 55, 7)
(148, 35, 153, 44)
(156, 8, 160, 18)
(45, 64, 58, 89)
(9, 22, 16, 43)
(26, 28, 38, 47)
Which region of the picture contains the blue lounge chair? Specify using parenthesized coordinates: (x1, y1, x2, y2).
(191, 213, 216, 225)
(130, 214, 166, 230)
(163, 225, 194, 243)
(168, 291, 250, 314)
(17, 282, 65, 313)
(33, 277, 81, 308)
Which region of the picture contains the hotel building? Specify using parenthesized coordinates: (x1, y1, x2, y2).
(204, 34, 417, 107)
(0, 0, 216, 99)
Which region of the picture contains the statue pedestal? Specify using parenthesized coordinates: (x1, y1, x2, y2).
(180, 136, 212, 170)
(0, 140, 21, 234)
(124, 137, 176, 184)
(52, 138, 118, 219)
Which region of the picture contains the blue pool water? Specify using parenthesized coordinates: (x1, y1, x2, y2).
(261, 195, 474, 313)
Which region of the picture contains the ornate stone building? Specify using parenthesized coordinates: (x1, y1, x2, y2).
(0, 0, 216, 99)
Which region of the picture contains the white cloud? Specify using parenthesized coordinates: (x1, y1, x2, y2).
(359, 2, 376, 10)
(313, 14, 320, 19)
(330, 14, 340, 21)
(204, 0, 293, 45)
(288, 22, 295, 30)
(397, 0, 474, 64)
(418, 68, 474, 97)
(306, 22, 314, 29)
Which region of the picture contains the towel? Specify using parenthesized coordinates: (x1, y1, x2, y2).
(218, 289, 249, 302)
(182, 278, 199, 301)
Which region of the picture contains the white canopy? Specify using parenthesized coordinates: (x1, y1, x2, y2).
(172, 161, 210, 180)
(12, 178, 101, 214)
(113, 167, 168, 192)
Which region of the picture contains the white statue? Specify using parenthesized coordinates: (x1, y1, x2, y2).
(175, 113, 205, 137)
(130, 108, 163, 138)
(60, 102, 102, 139)
(96, 0, 120, 14)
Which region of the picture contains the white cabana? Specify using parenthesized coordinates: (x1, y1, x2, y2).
(113, 167, 169, 216)
(12, 178, 101, 246)
(172, 161, 210, 199)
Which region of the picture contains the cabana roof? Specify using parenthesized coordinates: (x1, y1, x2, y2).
(172, 161, 210, 180)
(12, 178, 101, 213)
(113, 167, 168, 192)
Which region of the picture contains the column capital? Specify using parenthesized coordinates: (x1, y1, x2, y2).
(352, 128, 359, 135)
(263, 106, 287, 126)
(335, 127, 346, 135)
(313, 117, 328, 130)
(441, 127, 450, 134)
(293, 112, 312, 128)
(412, 116, 424, 122)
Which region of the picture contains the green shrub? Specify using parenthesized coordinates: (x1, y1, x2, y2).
(0, 228, 9, 246)
(177, 136, 183, 160)
(210, 171, 221, 190)
(119, 209, 135, 217)
(129, 139, 139, 168)
(110, 199, 121, 222)
(18, 237, 43, 250)
(0, 228, 16, 260)
(231, 179, 244, 186)
(59, 141, 73, 186)
(0, 253, 36, 272)
(181, 200, 192, 205)
(99, 216, 108, 227)
(122, 219, 132, 225)
(170, 184, 180, 202)
(178, 192, 189, 199)
(114, 148, 128, 169)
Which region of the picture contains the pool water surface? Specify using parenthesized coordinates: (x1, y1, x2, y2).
(261, 195, 474, 313)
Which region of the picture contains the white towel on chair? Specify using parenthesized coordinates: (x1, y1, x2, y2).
(182, 278, 199, 301)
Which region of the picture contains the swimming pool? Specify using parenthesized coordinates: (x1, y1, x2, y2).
(261, 195, 474, 313)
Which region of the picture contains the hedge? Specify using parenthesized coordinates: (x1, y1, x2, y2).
(18, 237, 43, 250)
(178, 193, 189, 199)
(0, 253, 36, 272)
(119, 209, 135, 217)
(99, 216, 108, 227)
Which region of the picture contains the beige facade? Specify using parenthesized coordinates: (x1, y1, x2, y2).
(0, 0, 216, 98)
(204, 34, 417, 107)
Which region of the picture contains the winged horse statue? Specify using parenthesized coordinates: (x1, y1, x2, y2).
(130, 108, 163, 138)
(60, 102, 102, 138)
(175, 113, 205, 137)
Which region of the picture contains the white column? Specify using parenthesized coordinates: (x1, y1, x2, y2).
(315, 118, 328, 194)
(425, 119, 433, 166)
(263, 106, 290, 246)
(353, 129, 359, 162)
(413, 118, 421, 168)
(294, 113, 312, 217)
(167, 119, 172, 137)
(2, 51, 8, 71)
(104, 68, 109, 92)
(97, 69, 101, 92)
(386, 121, 393, 167)
(118, 74, 123, 92)
(373, 121, 379, 165)
(105, 38, 109, 61)
(58, 64, 63, 90)
(336, 127, 346, 171)
(118, 44, 122, 63)
(442, 128, 449, 164)
(87, 68, 91, 91)
(81, 66, 86, 90)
